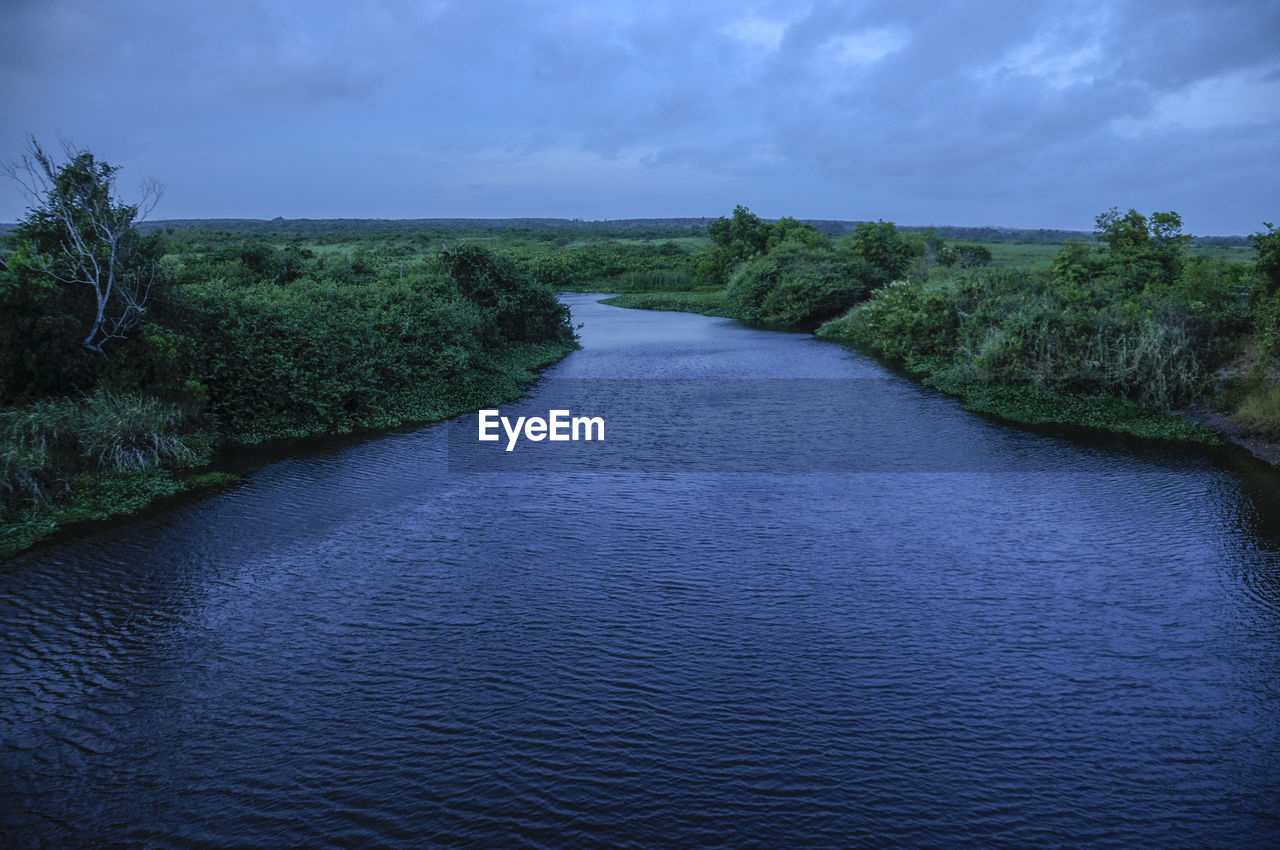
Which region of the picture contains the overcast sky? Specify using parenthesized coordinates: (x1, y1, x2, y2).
(2, 0, 1278, 234)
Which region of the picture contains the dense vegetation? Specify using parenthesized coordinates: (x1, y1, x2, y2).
(3, 140, 1275, 557)
(610, 204, 996, 329)
(605, 204, 1276, 448)
(1, 143, 577, 556)
(816, 211, 1277, 442)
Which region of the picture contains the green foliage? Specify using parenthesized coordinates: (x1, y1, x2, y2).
(8, 139, 164, 356)
(694, 245, 739, 287)
(1091, 207, 1190, 290)
(1095, 207, 1154, 253)
(923, 370, 1218, 443)
(0, 389, 198, 514)
(602, 289, 732, 317)
(438, 244, 572, 345)
(843, 220, 916, 285)
(1148, 255, 1256, 339)
(1230, 377, 1280, 439)
(523, 239, 698, 291)
(820, 280, 962, 360)
(938, 243, 993, 269)
(705, 205, 771, 260)
(1250, 222, 1280, 296)
(610, 269, 699, 291)
(3, 227, 580, 555)
(680, 205, 862, 326)
(0, 243, 103, 403)
(696, 206, 827, 286)
(207, 238, 312, 286)
(146, 240, 578, 442)
(814, 208, 1280, 447)
(725, 240, 871, 328)
(767, 216, 828, 251)
(1258, 292, 1280, 362)
(0, 467, 196, 559)
(823, 261, 1211, 410)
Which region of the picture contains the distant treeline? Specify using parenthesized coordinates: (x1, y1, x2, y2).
(136, 217, 715, 238)
(0, 217, 1254, 246)
(47, 217, 1248, 246)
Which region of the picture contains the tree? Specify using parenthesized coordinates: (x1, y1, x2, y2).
(844, 220, 914, 284)
(696, 205, 773, 284)
(1092, 207, 1190, 290)
(5, 137, 163, 354)
(1149, 211, 1191, 251)
(438, 243, 572, 344)
(705, 204, 771, 259)
(1094, 207, 1151, 253)
(766, 216, 827, 252)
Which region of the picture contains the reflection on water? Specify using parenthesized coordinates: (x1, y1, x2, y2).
(2, 294, 1278, 847)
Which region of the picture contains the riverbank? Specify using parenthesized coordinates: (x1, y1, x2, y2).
(0, 340, 576, 560)
(1175, 404, 1280, 466)
(807, 325, 1223, 446)
(8, 289, 1277, 848)
(600, 289, 732, 317)
(596, 294, 1280, 466)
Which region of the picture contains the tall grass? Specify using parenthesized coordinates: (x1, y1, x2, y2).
(821, 267, 1212, 416)
(611, 269, 699, 292)
(0, 389, 196, 513)
(1233, 384, 1280, 438)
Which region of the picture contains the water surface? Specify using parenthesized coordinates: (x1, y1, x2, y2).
(3, 294, 1279, 847)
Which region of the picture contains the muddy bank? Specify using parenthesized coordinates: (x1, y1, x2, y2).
(1178, 406, 1280, 466)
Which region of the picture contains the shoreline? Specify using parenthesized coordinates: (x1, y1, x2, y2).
(1175, 405, 1280, 467)
(0, 341, 577, 562)
(602, 294, 1280, 469)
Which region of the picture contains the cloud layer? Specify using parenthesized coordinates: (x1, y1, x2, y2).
(3, 0, 1277, 232)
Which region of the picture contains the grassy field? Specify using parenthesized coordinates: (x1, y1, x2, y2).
(960, 240, 1253, 272)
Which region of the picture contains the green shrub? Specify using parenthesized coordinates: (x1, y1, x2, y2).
(0, 389, 195, 513)
(726, 241, 872, 328)
(1258, 293, 1280, 363)
(824, 265, 1207, 409)
(602, 289, 731, 317)
(1249, 223, 1280, 296)
(939, 243, 993, 269)
(159, 243, 574, 441)
(0, 243, 104, 404)
(842, 220, 915, 284)
(439, 244, 574, 345)
(821, 278, 963, 360)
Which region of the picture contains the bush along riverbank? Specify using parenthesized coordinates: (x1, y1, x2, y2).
(1, 144, 577, 558)
(817, 214, 1279, 454)
(601, 204, 1279, 458)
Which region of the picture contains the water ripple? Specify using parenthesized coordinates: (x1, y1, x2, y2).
(2, 295, 1279, 847)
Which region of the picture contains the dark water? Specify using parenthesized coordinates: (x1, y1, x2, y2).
(4, 293, 1280, 847)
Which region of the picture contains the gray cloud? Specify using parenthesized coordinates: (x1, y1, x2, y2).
(2, 0, 1277, 232)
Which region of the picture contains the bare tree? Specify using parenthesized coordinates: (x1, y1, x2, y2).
(4, 136, 163, 354)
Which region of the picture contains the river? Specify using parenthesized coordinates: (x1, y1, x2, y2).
(3, 293, 1279, 847)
